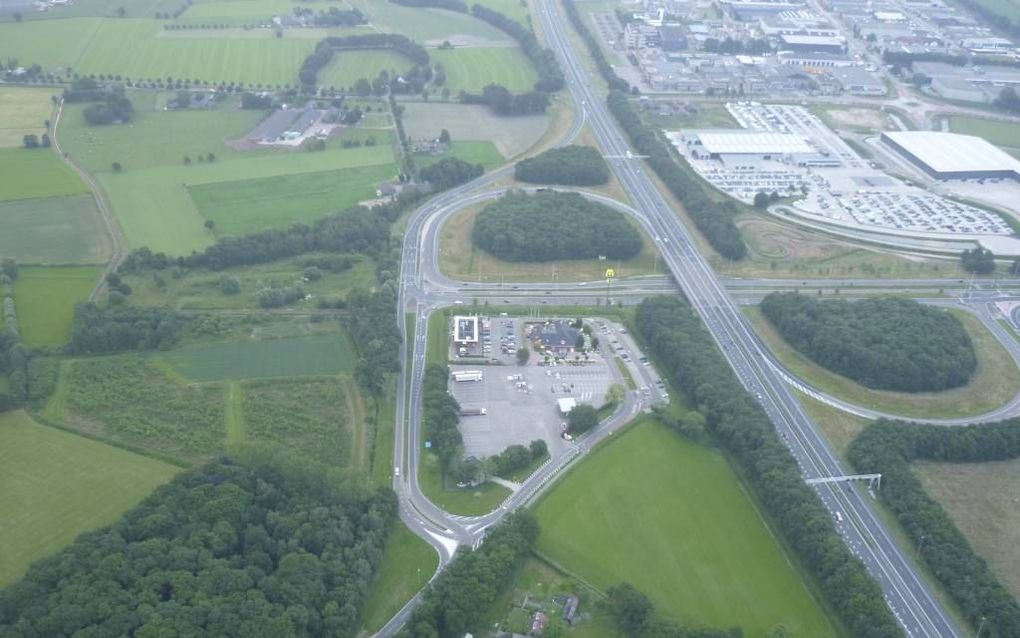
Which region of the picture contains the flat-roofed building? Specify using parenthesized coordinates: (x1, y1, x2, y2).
(881, 131, 1020, 180)
(453, 315, 479, 344)
(779, 33, 846, 53)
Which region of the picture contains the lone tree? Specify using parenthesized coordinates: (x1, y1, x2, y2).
(567, 404, 598, 435)
(961, 247, 995, 274)
(753, 191, 771, 209)
(111, 161, 122, 172)
(439, 128, 451, 143)
(516, 346, 529, 365)
(22, 134, 39, 148)
(40, 133, 50, 147)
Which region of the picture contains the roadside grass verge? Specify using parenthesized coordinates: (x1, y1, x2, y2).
(744, 304, 1020, 419)
(0, 410, 179, 587)
(532, 417, 837, 637)
(361, 521, 439, 634)
(12, 266, 101, 346)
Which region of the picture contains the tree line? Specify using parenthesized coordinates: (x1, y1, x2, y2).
(400, 512, 538, 637)
(0, 267, 58, 412)
(469, 4, 564, 93)
(419, 157, 484, 190)
(606, 583, 736, 638)
(848, 419, 1020, 637)
(759, 292, 977, 393)
(422, 362, 464, 474)
(344, 286, 402, 397)
(299, 34, 429, 87)
(67, 304, 187, 355)
(390, 0, 467, 10)
(514, 145, 609, 186)
(472, 190, 643, 262)
(561, 0, 630, 92)
(634, 296, 902, 638)
(606, 91, 747, 260)
(459, 83, 551, 115)
(0, 454, 397, 637)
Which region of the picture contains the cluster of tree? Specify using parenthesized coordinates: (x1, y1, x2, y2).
(400, 512, 538, 637)
(472, 190, 643, 262)
(422, 362, 464, 472)
(256, 284, 306, 308)
(490, 439, 546, 477)
(0, 454, 397, 637)
(567, 403, 599, 434)
(302, 254, 355, 273)
(459, 83, 551, 115)
(703, 37, 771, 55)
(961, 246, 996, 274)
(0, 270, 28, 410)
(241, 91, 273, 109)
(62, 77, 134, 125)
(66, 304, 187, 354)
(291, 5, 365, 26)
(634, 296, 902, 638)
(470, 4, 564, 93)
(419, 157, 484, 190)
(390, 0, 467, 10)
(563, 0, 630, 91)
(299, 34, 429, 87)
(21, 133, 50, 148)
(606, 583, 735, 638)
(343, 285, 402, 396)
(995, 86, 1020, 113)
(606, 91, 746, 260)
(759, 292, 976, 393)
(848, 419, 1020, 637)
(514, 145, 609, 186)
(153, 0, 191, 19)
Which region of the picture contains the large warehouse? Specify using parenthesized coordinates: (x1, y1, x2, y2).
(881, 131, 1020, 181)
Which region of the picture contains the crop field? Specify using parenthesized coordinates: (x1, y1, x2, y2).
(0, 148, 88, 202)
(188, 162, 396, 235)
(533, 418, 836, 637)
(362, 522, 440, 633)
(403, 102, 548, 158)
(0, 411, 179, 587)
(157, 333, 356, 381)
(0, 195, 111, 265)
(12, 266, 100, 346)
(0, 87, 57, 147)
(240, 376, 357, 466)
(123, 254, 376, 309)
(439, 203, 660, 282)
(349, 0, 512, 44)
(915, 458, 1020, 601)
(949, 116, 1020, 152)
(744, 305, 1020, 419)
(431, 46, 538, 94)
(56, 357, 226, 462)
(3, 0, 179, 21)
(318, 49, 416, 89)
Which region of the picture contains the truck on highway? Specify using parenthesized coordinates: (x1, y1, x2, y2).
(451, 370, 484, 382)
(459, 407, 488, 416)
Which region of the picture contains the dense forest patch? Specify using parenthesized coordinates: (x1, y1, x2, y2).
(0, 455, 396, 637)
(514, 144, 609, 186)
(471, 191, 642, 262)
(760, 293, 976, 393)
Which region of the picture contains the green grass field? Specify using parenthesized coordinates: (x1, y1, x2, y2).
(972, 0, 1020, 22)
(0, 18, 102, 70)
(745, 305, 1020, 419)
(12, 266, 101, 346)
(415, 140, 504, 169)
(58, 356, 227, 462)
(361, 522, 439, 633)
(472, 0, 529, 24)
(0, 87, 58, 147)
(0, 410, 179, 587)
(948, 116, 1020, 152)
(0, 148, 88, 202)
(188, 162, 396, 235)
(318, 49, 416, 89)
(431, 46, 538, 94)
(157, 333, 355, 381)
(0, 195, 112, 264)
(178, 0, 305, 21)
(533, 418, 836, 637)
(348, 0, 512, 43)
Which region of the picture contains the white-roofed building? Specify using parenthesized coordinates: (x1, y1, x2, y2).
(881, 131, 1020, 180)
(678, 129, 814, 160)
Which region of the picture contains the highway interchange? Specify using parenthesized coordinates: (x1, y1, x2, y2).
(375, 1, 1020, 635)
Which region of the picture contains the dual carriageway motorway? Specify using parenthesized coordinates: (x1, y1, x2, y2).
(377, 1, 1020, 634)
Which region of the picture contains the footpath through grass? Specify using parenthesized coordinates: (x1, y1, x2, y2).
(0, 411, 179, 587)
(745, 304, 1020, 419)
(533, 417, 837, 637)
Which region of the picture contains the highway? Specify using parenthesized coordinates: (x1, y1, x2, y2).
(377, 1, 970, 635)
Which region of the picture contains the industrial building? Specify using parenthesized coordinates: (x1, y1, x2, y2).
(678, 129, 817, 167)
(881, 131, 1020, 181)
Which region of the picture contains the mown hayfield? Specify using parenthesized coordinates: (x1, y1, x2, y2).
(0, 195, 111, 264)
(533, 418, 837, 637)
(3, 0, 178, 21)
(0, 87, 58, 147)
(0, 18, 102, 70)
(57, 356, 227, 461)
(157, 333, 356, 381)
(0, 148, 87, 202)
(431, 46, 537, 94)
(240, 376, 357, 465)
(72, 19, 318, 85)
(0, 410, 179, 587)
(179, 0, 304, 21)
(12, 266, 100, 346)
(188, 162, 396, 234)
(317, 49, 416, 89)
(349, 0, 511, 44)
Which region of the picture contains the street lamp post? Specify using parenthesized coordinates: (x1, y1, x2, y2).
(977, 616, 986, 638)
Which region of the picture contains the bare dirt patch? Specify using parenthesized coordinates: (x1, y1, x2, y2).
(822, 108, 891, 132)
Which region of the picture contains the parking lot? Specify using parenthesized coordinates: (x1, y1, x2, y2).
(446, 316, 664, 460)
